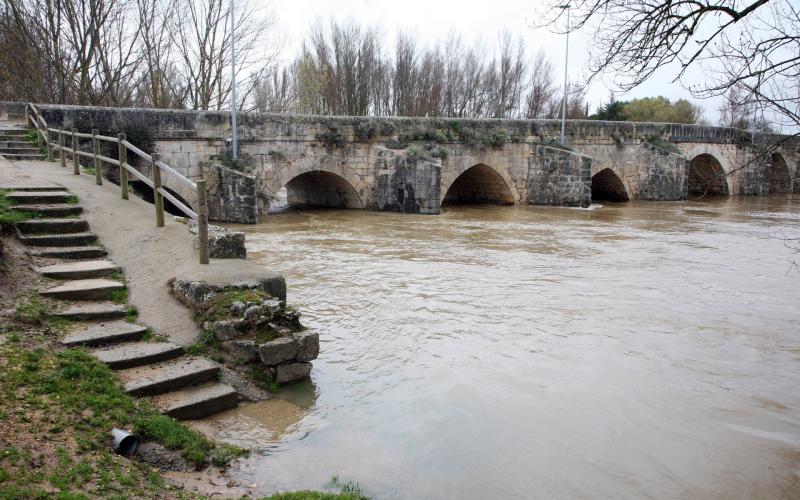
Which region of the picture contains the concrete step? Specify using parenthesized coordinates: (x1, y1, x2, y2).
(29, 245, 105, 259)
(12, 204, 83, 217)
(0, 147, 39, 154)
(1, 153, 47, 161)
(93, 342, 184, 369)
(0, 141, 36, 149)
(120, 357, 221, 397)
(40, 278, 124, 301)
(150, 383, 239, 420)
(18, 231, 97, 247)
(5, 191, 74, 205)
(61, 321, 147, 347)
(17, 218, 89, 235)
(52, 302, 127, 321)
(37, 260, 118, 280)
(0, 129, 28, 137)
(0, 186, 67, 192)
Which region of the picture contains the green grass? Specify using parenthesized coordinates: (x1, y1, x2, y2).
(82, 167, 95, 176)
(64, 195, 79, 205)
(108, 288, 128, 305)
(261, 475, 369, 500)
(204, 288, 267, 322)
(14, 292, 73, 334)
(248, 365, 279, 393)
(124, 305, 138, 323)
(0, 190, 35, 230)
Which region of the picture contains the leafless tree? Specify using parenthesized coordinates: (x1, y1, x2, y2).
(535, 0, 799, 134)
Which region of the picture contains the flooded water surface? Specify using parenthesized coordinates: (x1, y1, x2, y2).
(210, 196, 800, 499)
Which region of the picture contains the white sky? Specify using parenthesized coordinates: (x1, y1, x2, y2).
(267, 0, 725, 121)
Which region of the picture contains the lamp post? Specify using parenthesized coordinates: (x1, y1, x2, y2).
(559, 3, 571, 145)
(230, 0, 238, 160)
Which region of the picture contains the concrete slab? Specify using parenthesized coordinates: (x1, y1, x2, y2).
(29, 245, 106, 259)
(62, 321, 147, 347)
(40, 278, 124, 300)
(6, 191, 74, 204)
(52, 301, 127, 320)
(18, 231, 97, 247)
(37, 260, 118, 280)
(120, 357, 221, 396)
(93, 342, 184, 369)
(150, 383, 239, 420)
(173, 260, 286, 303)
(17, 218, 89, 235)
(13, 203, 83, 217)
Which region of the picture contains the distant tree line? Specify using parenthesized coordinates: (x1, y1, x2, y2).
(253, 21, 588, 119)
(0, 4, 592, 120)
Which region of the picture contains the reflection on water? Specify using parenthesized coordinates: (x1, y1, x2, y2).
(216, 195, 800, 499)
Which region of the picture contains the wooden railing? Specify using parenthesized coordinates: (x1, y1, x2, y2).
(25, 103, 209, 264)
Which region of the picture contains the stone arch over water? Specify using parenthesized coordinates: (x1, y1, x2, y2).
(282, 170, 364, 209)
(591, 168, 629, 202)
(688, 153, 729, 198)
(440, 163, 516, 206)
(769, 153, 791, 194)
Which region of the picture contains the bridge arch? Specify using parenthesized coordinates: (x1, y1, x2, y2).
(768, 152, 791, 194)
(686, 144, 732, 198)
(440, 163, 516, 206)
(591, 168, 629, 202)
(264, 162, 367, 210)
(280, 170, 364, 209)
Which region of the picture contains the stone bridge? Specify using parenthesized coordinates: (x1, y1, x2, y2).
(13, 103, 799, 221)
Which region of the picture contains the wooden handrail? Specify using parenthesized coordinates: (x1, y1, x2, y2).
(26, 103, 210, 265)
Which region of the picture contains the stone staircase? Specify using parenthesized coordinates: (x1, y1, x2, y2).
(9, 187, 239, 420)
(0, 127, 45, 161)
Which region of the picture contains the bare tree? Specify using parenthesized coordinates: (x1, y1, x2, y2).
(536, 0, 799, 133)
(525, 49, 556, 118)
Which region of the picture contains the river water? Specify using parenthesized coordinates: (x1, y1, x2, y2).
(208, 195, 800, 499)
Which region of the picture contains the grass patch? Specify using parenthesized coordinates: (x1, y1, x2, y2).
(645, 135, 683, 155)
(203, 288, 267, 323)
(124, 305, 138, 323)
(108, 289, 128, 305)
(83, 167, 95, 176)
(0, 344, 248, 497)
(0, 190, 35, 231)
(64, 195, 79, 205)
(247, 365, 279, 393)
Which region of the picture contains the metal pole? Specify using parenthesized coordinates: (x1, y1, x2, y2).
(560, 5, 570, 145)
(230, 0, 238, 160)
(197, 180, 209, 264)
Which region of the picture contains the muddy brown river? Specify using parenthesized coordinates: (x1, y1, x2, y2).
(209, 195, 800, 499)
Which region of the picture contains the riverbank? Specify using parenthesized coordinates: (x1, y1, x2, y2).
(0, 130, 365, 498)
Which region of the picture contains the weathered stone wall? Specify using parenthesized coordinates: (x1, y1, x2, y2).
(0, 101, 26, 121)
(202, 163, 258, 223)
(28, 104, 800, 216)
(527, 146, 592, 207)
(373, 150, 441, 214)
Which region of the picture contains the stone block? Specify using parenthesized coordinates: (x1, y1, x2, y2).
(211, 319, 245, 342)
(258, 337, 297, 365)
(275, 362, 312, 384)
(293, 331, 319, 362)
(221, 339, 258, 363)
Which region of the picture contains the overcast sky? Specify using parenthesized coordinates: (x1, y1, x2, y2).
(269, 0, 725, 121)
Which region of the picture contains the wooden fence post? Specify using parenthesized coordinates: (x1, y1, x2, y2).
(58, 128, 66, 168)
(45, 127, 53, 161)
(37, 123, 44, 149)
(196, 179, 209, 264)
(71, 129, 79, 175)
(92, 129, 102, 185)
(152, 153, 165, 227)
(24, 105, 31, 128)
(118, 133, 128, 200)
